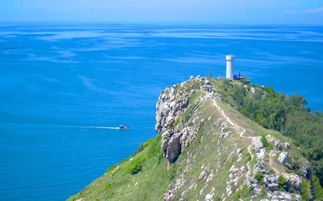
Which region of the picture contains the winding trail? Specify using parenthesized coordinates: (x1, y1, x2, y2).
(212, 98, 292, 189)
(212, 99, 257, 182)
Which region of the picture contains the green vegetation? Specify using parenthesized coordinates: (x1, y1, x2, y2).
(232, 186, 254, 200)
(278, 176, 289, 191)
(183, 91, 203, 123)
(313, 176, 323, 200)
(255, 173, 264, 185)
(278, 175, 287, 185)
(70, 78, 321, 201)
(301, 179, 312, 201)
(173, 118, 180, 129)
(125, 156, 144, 175)
(300, 176, 323, 200)
(69, 135, 174, 201)
(246, 152, 252, 161)
(261, 136, 274, 149)
(285, 168, 301, 175)
(69, 84, 260, 201)
(211, 78, 323, 184)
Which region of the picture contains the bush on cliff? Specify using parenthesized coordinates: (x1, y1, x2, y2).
(212, 78, 323, 184)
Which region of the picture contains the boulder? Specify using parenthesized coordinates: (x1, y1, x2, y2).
(265, 135, 274, 142)
(274, 140, 281, 150)
(264, 175, 278, 191)
(300, 163, 312, 179)
(164, 191, 174, 201)
(236, 148, 242, 154)
(204, 192, 214, 201)
(166, 133, 182, 163)
(283, 173, 302, 190)
(278, 152, 289, 165)
(199, 170, 208, 180)
(226, 186, 232, 197)
(161, 130, 173, 153)
(179, 127, 193, 150)
(254, 187, 262, 196)
(254, 137, 264, 150)
(256, 148, 266, 160)
(284, 142, 290, 149)
(271, 191, 301, 201)
(250, 87, 256, 94)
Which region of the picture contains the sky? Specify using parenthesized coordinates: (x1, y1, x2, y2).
(1, 0, 323, 24)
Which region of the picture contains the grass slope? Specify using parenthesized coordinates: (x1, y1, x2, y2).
(69, 78, 311, 201)
(69, 135, 174, 201)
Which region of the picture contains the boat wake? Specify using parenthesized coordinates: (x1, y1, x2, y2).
(77, 126, 122, 130)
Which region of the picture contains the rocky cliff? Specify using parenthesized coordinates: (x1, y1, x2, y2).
(69, 77, 315, 201)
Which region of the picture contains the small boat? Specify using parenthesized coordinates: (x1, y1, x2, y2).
(118, 125, 129, 130)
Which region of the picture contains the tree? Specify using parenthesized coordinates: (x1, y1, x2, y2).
(302, 179, 312, 201)
(313, 176, 323, 200)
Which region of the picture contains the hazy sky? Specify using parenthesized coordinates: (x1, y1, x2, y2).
(1, 0, 323, 24)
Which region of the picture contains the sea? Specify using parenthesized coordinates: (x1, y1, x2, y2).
(0, 23, 322, 201)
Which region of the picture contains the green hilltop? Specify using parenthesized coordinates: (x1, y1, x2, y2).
(68, 77, 323, 201)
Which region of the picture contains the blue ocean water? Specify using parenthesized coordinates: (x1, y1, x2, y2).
(0, 23, 322, 201)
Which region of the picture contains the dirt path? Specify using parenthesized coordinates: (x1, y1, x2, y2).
(212, 99, 258, 182)
(268, 150, 282, 174)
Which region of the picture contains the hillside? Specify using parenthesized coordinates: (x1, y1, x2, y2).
(68, 77, 323, 201)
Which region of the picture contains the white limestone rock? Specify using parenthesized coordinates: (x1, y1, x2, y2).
(274, 140, 281, 150)
(254, 136, 264, 150)
(284, 142, 290, 149)
(278, 152, 289, 165)
(204, 192, 214, 201)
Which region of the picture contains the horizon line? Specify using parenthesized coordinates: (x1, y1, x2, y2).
(1, 20, 323, 26)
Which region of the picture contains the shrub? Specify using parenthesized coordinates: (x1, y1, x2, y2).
(255, 173, 264, 184)
(313, 176, 323, 200)
(126, 156, 144, 175)
(278, 175, 292, 192)
(285, 168, 301, 175)
(278, 176, 288, 187)
(124, 135, 164, 175)
(261, 136, 274, 149)
(301, 179, 312, 200)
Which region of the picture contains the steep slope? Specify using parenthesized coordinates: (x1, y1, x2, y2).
(209, 78, 323, 186)
(68, 77, 315, 201)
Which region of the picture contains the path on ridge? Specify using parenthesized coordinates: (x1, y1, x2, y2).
(212, 99, 258, 182)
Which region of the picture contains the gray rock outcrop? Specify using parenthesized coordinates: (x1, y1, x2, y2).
(278, 152, 289, 165)
(155, 77, 216, 163)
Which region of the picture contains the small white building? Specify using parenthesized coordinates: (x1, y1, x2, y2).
(226, 55, 234, 80)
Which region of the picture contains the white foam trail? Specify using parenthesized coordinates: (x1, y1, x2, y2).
(77, 126, 121, 130)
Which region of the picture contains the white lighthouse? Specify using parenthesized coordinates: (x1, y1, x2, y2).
(226, 55, 234, 80)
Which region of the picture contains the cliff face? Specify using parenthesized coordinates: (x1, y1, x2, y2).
(69, 77, 312, 201)
(155, 77, 215, 163)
